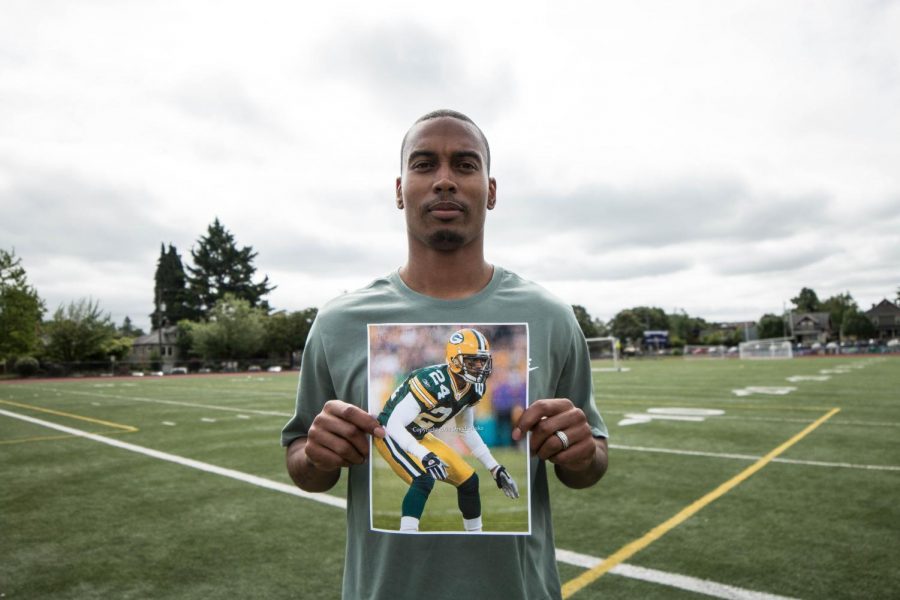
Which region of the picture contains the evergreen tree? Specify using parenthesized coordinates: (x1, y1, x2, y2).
(119, 316, 145, 338)
(151, 244, 192, 328)
(0, 249, 45, 361)
(186, 219, 274, 319)
(791, 287, 821, 312)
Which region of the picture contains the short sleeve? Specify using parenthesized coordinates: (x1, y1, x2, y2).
(280, 317, 337, 447)
(554, 322, 609, 439)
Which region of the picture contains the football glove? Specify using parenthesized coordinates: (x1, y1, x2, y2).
(493, 465, 519, 499)
(422, 452, 448, 480)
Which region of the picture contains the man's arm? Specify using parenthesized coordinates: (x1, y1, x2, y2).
(512, 398, 608, 489)
(285, 400, 385, 493)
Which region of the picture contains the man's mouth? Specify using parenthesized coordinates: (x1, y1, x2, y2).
(427, 200, 465, 220)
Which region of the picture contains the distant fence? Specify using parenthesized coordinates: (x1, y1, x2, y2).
(1, 358, 299, 379)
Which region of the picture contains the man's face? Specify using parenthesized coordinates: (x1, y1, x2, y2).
(397, 117, 496, 252)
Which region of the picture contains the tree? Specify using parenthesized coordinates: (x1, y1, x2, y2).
(820, 292, 857, 341)
(263, 308, 318, 366)
(0, 249, 45, 361)
(571, 305, 599, 338)
(757, 313, 786, 339)
(152, 244, 192, 328)
(185, 294, 266, 360)
(610, 306, 668, 344)
(842, 308, 877, 340)
(791, 287, 821, 312)
(668, 311, 708, 346)
(118, 316, 145, 338)
(186, 219, 275, 319)
(43, 298, 118, 363)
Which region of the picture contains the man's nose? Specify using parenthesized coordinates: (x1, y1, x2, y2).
(432, 164, 457, 194)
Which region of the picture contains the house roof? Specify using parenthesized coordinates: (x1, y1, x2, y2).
(132, 325, 178, 346)
(790, 312, 832, 329)
(865, 299, 900, 318)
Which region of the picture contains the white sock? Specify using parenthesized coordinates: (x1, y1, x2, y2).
(400, 516, 420, 532)
(463, 516, 482, 532)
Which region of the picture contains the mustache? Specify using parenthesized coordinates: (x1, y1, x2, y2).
(425, 195, 466, 212)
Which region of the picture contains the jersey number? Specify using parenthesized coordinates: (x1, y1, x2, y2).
(413, 406, 452, 431)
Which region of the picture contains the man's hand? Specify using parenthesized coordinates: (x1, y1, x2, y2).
(512, 398, 607, 489)
(286, 400, 385, 492)
(422, 452, 448, 480)
(492, 465, 519, 499)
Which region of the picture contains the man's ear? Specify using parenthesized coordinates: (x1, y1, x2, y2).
(487, 177, 497, 210)
(396, 176, 403, 209)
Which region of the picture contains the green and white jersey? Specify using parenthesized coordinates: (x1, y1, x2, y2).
(378, 363, 485, 439)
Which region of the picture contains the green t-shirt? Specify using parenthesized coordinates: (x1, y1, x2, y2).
(282, 266, 607, 600)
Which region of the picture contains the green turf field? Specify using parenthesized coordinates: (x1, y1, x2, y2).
(2, 356, 898, 598)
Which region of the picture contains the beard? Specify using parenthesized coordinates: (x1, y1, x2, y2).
(427, 229, 466, 251)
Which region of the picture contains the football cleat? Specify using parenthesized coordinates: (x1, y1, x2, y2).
(446, 328, 493, 384)
(493, 465, 519, 499)
(422, 452, 448, 480)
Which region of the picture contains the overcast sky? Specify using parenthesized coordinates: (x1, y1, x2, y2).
(2, 0, 898, 332)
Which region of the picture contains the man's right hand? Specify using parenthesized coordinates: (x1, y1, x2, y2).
(287, 401, 385, 492)
(305, 400, 386, 471)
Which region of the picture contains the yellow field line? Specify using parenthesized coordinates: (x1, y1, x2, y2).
(0, 399, 138, 432)
(562, 407, 841, 598)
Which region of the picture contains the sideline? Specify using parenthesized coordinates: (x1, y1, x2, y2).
(562, 408, 840, 598)
(2, 407, 787, 599)
(610, 443, 900, 472)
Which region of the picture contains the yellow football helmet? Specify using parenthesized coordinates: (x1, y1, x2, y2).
(446, 328, 492, 384)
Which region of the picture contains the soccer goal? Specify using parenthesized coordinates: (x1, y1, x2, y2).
(683, 345, 727, 359)
(738, 338, 794, 360)
(585, 337, 626, 372)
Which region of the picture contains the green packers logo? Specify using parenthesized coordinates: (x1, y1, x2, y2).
(450, 332, 464, 344)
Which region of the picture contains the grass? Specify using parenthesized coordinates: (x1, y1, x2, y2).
(1, 356, 898, 598)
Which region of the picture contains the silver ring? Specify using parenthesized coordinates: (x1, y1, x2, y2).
(554, 430, 570, 450)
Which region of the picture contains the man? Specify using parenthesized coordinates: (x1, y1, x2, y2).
(375, 327, 519, 533)
(283, 109, 608, 599)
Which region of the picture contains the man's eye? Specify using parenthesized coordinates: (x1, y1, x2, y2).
(458, 162, 477, 171)
(412, 162, 432, 170)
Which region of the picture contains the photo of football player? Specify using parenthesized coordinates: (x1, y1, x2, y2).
(373, 327, 521, 533)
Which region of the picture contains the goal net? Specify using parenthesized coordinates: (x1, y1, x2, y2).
(738, 338, 793, 360)
(683, 345, 727, 359)
(585, 337, 625, 372)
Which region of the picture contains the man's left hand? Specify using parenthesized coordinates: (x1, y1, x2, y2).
(511, 398, 596, 472)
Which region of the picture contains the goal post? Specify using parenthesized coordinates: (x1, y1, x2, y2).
(738, 337, 793, 360)
(683, 345, 727, 359)
(585, 336, 622, 372)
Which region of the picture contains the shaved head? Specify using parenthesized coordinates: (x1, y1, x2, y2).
(401, 109, 491, 173)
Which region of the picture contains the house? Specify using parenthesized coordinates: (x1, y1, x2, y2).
(865, 299, 900, 341)
(790, 312, 832, 345)
(130, 325, 180, 370)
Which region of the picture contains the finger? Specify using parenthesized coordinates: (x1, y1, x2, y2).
(546, 436, 596, 468)
(315, 413, 372, 458)
(512, 398, 574, 440)
(305, 443, 351, 471)
(536, 422, 592, 461)
(324, 400, 385, 438)
(309, 428, 367, 465)
(529, 410, 588, 454)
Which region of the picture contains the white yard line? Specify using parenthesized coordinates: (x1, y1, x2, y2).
(611, 443, 900, 471)
(556, 549, 797, 600)
(29, 387, 292, 417)
(2, 407, 792, 599)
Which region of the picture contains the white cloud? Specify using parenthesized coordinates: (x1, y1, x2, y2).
(1, 0, 898, 330)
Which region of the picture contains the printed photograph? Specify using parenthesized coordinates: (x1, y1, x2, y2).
(368, 323, 530, 534)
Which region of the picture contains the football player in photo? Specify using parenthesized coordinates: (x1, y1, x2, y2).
(374, 327, 520, 533)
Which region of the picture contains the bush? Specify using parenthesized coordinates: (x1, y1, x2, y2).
(14, 356, 40, 377)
